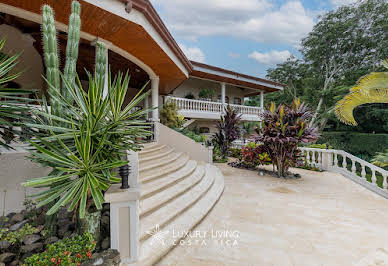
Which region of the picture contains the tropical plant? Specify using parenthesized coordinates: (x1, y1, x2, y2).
(258, 99, 318, 177)
(335, 59, 388, 167)
(160, 101, 183, 128)
(23, 71, 152, 220)
(198, 88, 215, 100)
(335, 59, 388, 126)
(24, 233, 95, 266)
(0, 39, 33, 149)
(213, 105, 241, 158)
(241, 143, 271, 169)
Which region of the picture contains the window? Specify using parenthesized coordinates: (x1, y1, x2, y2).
(233, 97, 242, 105)
(199, 127, 210, 134)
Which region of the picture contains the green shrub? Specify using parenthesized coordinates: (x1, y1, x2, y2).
(198, 88, 215, 100)
(160, 102, 184, 128)
(319, 132, 388, 161)
(304, 143, 333, 149)
(24, 233, 95, 266)
(1, 224, 39, 246)
(175, 128, 207, 143)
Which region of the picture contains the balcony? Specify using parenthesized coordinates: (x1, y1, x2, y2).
(166, 96, 262, 121)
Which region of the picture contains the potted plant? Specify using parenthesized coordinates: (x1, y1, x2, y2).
(198, 88, 215, 101)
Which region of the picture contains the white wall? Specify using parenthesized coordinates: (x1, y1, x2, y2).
(0, 148, 50, 215)
(0, 24, 44, 92)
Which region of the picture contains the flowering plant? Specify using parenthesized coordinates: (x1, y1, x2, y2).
(24, 233, 95, 266)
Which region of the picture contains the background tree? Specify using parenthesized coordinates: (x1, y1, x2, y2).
(259, 0, 388, 132)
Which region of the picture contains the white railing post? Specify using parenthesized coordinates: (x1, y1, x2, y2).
(104, 151, 141, 264)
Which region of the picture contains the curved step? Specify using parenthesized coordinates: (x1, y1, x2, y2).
(141, 160, 198, 199)
(139, 151, 183, 172)
(139, 146, 175, 163)
(138, 165, 225, 266)
(139, 166, 215, 241)
(140, 154, 190, 184)
(139, 144, 166, 155)
(140, 165, 206, 217)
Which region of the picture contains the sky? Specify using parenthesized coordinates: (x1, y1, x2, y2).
(150, 0, 358, 78)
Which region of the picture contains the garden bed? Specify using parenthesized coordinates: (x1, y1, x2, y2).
(0, 202, 119, 265)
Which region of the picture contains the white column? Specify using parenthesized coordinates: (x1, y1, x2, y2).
(105, 185, 141, 264)
(260, 91, 264, 111)
(151, 77, 160, 121)
(151, 77, 160, 142)
(221, 82, 226, 113)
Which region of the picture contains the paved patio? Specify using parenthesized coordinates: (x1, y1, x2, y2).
(158, 163, 388, 266)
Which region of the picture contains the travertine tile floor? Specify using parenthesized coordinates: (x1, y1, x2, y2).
(157, 163, 388, 266)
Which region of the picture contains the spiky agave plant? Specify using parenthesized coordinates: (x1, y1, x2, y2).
(23, 71, 152, 220)
(335, 59, 388, 168)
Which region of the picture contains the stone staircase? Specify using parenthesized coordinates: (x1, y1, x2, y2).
(136, 143, 224, 265)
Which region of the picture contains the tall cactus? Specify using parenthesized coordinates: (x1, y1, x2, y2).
(63, 1, 81, 100)
(42, 5, 61, 114)
(41, 1, 108, 112)
(95, 41, 107, 94)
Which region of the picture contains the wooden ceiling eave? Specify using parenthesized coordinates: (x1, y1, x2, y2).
(191, 70, 280, 94)
(0, 0, 190, 94)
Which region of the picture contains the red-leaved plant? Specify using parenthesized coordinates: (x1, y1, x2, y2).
(257, 99, 318, 177)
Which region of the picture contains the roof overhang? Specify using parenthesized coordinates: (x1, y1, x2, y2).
(0, 0, 192, 94)
(190, 61, 285, 96)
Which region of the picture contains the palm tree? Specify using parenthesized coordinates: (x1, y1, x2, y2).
(335, 59, 388, 167)
(335, 59, 388, 126)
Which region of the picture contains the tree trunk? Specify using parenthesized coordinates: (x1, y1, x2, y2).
(78, 211, 101, 242)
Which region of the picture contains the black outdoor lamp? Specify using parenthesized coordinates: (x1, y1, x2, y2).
(119, 163, 130, 189)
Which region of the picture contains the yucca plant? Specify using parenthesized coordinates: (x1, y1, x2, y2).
(335, 59, 388, 168)
(0, 39, 34, 149)
(258, 99, 318, 177)
(23, 71, 152, 220)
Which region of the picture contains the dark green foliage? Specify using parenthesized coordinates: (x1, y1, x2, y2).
(174, 128, 207, 143)
(318, 132, 388, 161)
(198, 88, 215, 100)
(259, 0, 388, 132)
(24, 233, 95, 265)
(184, 93, 195, 99)
(213, 105, 241, 158)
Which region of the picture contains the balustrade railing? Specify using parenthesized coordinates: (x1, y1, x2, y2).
(166, 96, 260, 117)
(299, 147, 388, 199)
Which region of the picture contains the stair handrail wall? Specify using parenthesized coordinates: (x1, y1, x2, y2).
(299, 147, 388, 199)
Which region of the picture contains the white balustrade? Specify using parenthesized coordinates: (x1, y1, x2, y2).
(166, 96, 261, 118)
(299, 147, 388, 199)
